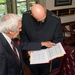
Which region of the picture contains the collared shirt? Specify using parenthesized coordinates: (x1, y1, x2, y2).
(2, 33, 20, 58)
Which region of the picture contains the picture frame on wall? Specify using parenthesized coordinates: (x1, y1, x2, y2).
(55, 0, 72, 6)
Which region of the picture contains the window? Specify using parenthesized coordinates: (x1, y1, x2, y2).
(0, 0, 36, 18)
(16, 0, 26, 16)
(16, 0, 36, 17)
(0, 0, 12, 18)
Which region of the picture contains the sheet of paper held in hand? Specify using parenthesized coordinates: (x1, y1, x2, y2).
(30, 43, 66, 65)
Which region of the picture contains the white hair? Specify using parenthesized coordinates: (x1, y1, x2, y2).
(0, 13, 21, 33)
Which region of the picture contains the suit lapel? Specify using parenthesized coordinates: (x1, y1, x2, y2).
(0, 33, 22, 68)
(14, 42, 24, 68)
(14, 41, 23, 63)
(12, 39, 24, 70)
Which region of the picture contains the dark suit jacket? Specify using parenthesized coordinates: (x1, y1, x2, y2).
(0, 33, 24, 75)
(20, 10, 63, 74)
(20, 10, 63, 50)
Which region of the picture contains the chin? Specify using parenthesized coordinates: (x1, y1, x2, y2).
(13, 36, 17, 39)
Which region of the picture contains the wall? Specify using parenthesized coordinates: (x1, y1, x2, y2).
(39, 0, 75, 23)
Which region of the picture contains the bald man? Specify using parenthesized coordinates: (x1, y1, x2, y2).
(20, 4, 63, 75)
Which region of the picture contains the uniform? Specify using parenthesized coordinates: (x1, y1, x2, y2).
(20, 9, 63, 75)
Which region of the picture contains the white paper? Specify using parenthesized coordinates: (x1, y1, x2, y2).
(30, 43, 66, 64)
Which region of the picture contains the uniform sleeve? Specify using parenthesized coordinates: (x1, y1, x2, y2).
(20, 14, 28, 42)
(0, 43, 7, 75)
(20, 42, 41, 50)
(52, 19, 63, 43)
(20, 14, 41, 50)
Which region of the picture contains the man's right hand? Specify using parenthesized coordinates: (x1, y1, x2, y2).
(41, 41, 55, 48)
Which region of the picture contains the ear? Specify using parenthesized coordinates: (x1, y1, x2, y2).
(9, 31, 11, 34)
(9, 30, 12, 34)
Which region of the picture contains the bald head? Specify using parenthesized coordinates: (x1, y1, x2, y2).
(31, 4, 46, 22)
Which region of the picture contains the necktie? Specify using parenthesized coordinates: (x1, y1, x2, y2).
(11, 40, 20, 61)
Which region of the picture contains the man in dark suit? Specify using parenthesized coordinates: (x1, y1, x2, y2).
(20, 4, 63, 75)
(0, 13, 24, 75)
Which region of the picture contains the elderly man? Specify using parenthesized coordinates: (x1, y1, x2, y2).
(0, 13, 24, 75)
(20, 4, 63, 75)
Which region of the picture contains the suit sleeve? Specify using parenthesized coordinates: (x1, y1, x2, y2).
(52, 19, 63, 43)
(0, 43, 7, 75)
(20, 14, 41, 50)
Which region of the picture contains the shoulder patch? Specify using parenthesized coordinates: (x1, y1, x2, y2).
(24, 10, 31, 14)
(52, 14, 59, 19)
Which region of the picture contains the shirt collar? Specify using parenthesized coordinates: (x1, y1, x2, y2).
(2, 33, 12, 45)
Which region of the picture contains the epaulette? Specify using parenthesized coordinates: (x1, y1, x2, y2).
(52, 13, 60, 19)
(24, 10, 31, 14)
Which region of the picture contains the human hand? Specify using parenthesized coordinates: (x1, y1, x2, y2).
(41, 41, 55, 48)
(27, 51, 33, 56)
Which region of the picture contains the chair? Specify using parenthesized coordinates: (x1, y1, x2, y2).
(62, 23, 75, 45)
(69, 22, 75, 36)
(60, 45, 75, 75)
(62, 25, 70, 37)
(47, 57, 63, 75)
(48, 45, 75, 75)
(24, 63, 33, 75)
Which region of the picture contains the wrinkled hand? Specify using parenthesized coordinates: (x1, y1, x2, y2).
(41, 41, 55, 48)
(27, 51, 32, 56)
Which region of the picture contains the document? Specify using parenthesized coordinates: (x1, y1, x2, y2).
(30, 43, 66, 64)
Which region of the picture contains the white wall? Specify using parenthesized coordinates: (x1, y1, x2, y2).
(39, 0, 75, 23)
(46, 0, 75, 10)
